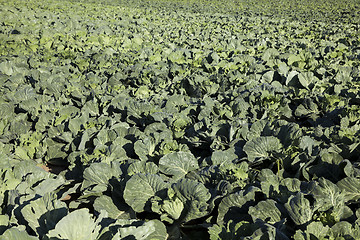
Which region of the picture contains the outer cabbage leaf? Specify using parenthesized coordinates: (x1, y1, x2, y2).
(285, 192, 313, 226)
(0, 227, 38, 240)
(210, 149, 238, 166)
(329, 221, 360, 239)
(123, 173, 168, 212)
(160, 197, 184, 222)
(299, 136, 320, 156)
(127, 161, 159, 176)
(12, 161, 64, 196)
(294, 99, 319, 121)
(243, 136, 282, 162)
(245, 120, 268, 141)
(81, 162, 121, 194)
(134, 137, 156, 161)
(0, 215, 9, 234)
(285, 70, 299, 87)
(252, 222, 290, 240)
(116, 219, 167, 240)
(45, 141, 68, 165)
(217, 187, 260, 223)
(208, 220, 259, 240)
(31, 177, 66, 197)
(13, 161, 51, 187)
(337, 176, 360, 202)
(46, 208, 102, 240)
(293, 221, 330, 240)
(159, 151, 199, 181)
(309, 178, 345, 216)
(278, 178, 302, 203)
(248, 199, 282, 224)
(93, 195, 133, 220)
(257, 169, 281, 198)
(98, 219, 167, 240)
(276, 121, 301, 147)
(0, 61, 15, 76)
(172, 179, 211, 222)
(0, 168, 21, 207)
(20, 192, 68, 237)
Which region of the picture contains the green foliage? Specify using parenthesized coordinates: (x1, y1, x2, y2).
(0, 0, 360, 238)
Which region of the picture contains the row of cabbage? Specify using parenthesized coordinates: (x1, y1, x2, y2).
(0, 0, 360, 239)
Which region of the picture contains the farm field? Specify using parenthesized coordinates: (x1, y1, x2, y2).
(1, 0, 360, 239)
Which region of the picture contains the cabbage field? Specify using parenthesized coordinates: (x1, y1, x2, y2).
(1, 0, 360, 239)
